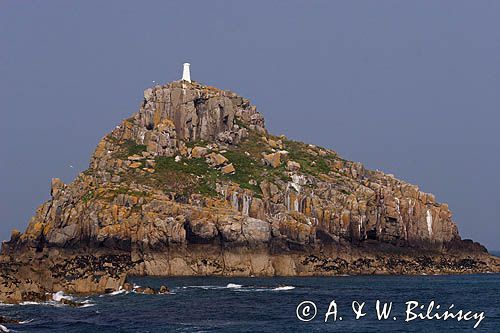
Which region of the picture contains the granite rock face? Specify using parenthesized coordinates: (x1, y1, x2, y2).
(1, 80, 498, 303)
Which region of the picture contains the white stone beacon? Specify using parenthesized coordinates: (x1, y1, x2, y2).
(182, 63, 191, 82)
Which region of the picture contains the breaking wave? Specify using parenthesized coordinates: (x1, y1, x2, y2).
(226, 283, 242, 289)
(52, 291, 73, 302)
(272, 286, 295, 291)
(99, 289, 128, 297)
(179, 284, 295, 292)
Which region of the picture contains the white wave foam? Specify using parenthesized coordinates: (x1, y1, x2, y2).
(231, 285, 296, 292)
(183, 283, 292, 291)
(20, 301, 44, 306)
(233, 288, 267, 292)
(99, 289, 128, 297)
(52, 291, 73, 302)
(109, 289, 127, 296)
(18, 291, 92, 308)
(0, 303, 14, 307)
(226, 283, 242, 289)
(19, 319, 34, 324)
(182, 285, 225, 290)
(80, 303, 96, 308)
(273, 286, 295, 291)
(20, 300, 66, 308)
(0, 324, 9, 332)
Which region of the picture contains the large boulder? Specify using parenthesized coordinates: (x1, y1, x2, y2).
(186, 218, 219, 242)
(192, 146, 208, 158)
(242, 217, 271, 243)
(263, 152, 281, 168)
(207, 153, 228, 166)
(221, 163, 235, 174)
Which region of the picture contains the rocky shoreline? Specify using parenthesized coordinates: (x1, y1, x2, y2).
(1, 244, 498, 304)
(1, 80, 499, 303)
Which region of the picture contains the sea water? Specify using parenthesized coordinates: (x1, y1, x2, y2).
(1, 273, 499, 332)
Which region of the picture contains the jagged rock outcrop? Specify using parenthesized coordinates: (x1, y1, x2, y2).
(0, 80, 498, 303)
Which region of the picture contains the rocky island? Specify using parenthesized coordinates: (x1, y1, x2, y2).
(1, 78, 498, 303)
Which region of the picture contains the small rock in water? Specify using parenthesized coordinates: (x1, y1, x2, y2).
(122, 282, 133, 292)
(60, 298, 85, 308)
(143, 287, 156, 295)
(159, 285, 170, 294)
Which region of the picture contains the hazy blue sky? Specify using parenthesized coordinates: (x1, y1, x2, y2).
(1, 1, 499, 249)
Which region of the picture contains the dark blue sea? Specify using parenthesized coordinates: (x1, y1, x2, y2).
(1, 273, 499, 332)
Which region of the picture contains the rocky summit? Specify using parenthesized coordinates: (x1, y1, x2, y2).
(1, 80, 498, 303)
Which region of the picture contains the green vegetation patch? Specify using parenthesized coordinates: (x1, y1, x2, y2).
(156, 156, 212, 175)
(112, 139, 147, 159)
(111, 187, 149, 197)
(283, 140, 333, 176)
(185, 139, 207, 149)
(114, 127, 345, 199)
(82, 190, 95, 203)
(154, 156, 219, 197)
(124, 140, 147, 156)
(222, 136, 290, 194)
(221, 150, 262, 193)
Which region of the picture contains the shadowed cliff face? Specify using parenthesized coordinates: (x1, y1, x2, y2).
(0, 80, 497, 303)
